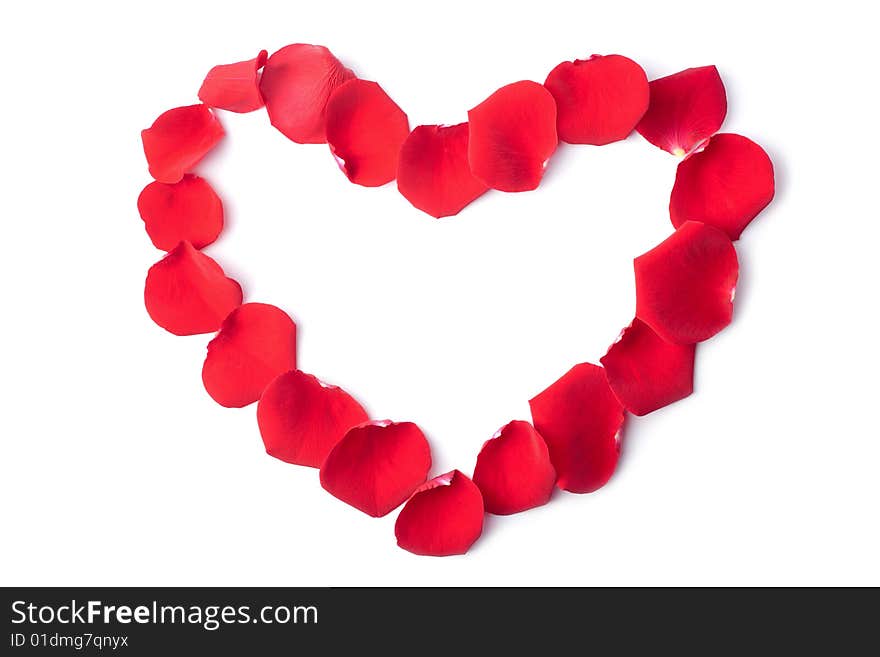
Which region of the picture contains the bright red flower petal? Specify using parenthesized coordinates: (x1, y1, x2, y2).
(544, 54, 649, 145)
(472, 420, 556, 515)
(634, 221, 738, 345)
(467, 81, 558, 192)
(394, 470, 484, 557)
(600, 318, 696, 416)
(259, 44, 355, 144)
(325, 79, 410, 187)
(396, 123, 488, 217)
(137, 175, 223, 251)
(144, 241, 242, 336)
(320, 421, 432, 517)
(257, 370, 369, 468)
(198, 50, 268, 113)
(529, 363, 625, 494)
(670, 133, 775, 240)
(141, 104, 224, 183)
(202, 303, 297, 408)
(636, 66, 727, 156)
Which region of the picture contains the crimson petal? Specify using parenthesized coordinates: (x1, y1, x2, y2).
(202, 303, 297, 408)
(137, 175, 223, 251)
(325, 79, 410, 187)
(472, 420, 556, 515)
(141, 104, 224, 183)
(320, 421, 432, 517)
(467, 81, 558, 192)
(600, 318, 695, 416)
(144, 241, 242, 336)
(259, 44, 355, 144)
(636, 66, 727, 156)
(396, 123, 488, 217)
(544, 54, 649, 145)
(529, 363, 625, 494)
(257, 370, 369, 468)
(395, 470, 484, 557)
(670, 133, 775, 240)
(634, 221, 738, 345)
(198, 50, 268, 113)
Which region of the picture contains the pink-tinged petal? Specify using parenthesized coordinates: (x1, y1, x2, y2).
(198, 50, 268, 113)
(137, 175, 223, 251)
(141, 104, 224, 183)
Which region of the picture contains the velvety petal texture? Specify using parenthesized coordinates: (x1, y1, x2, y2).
(257, 370, 369, 468)
(202, 303, 297, 408)
(636, 66, 727, 156)
(395, 470, 484, 557)
(544, 54, 649, 145)
(600, 318, 696, 416)
(472, 420, 556, 515)
(670, 133, 775, 240)
(259, 44, 355, 144)
(141, 104, 225, 183)
(198, 50, 268, 113)
(137, 175, 223, 250)
(467, 81, 558, 192)
(144, 241, 242, 336)
(634, 221, 739, 345)
(529, 363, 625, 494)
(397, 123, 488, 217)
(320, 421, 432, 517)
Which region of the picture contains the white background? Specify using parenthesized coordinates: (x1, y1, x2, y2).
(1, 0, 878, 586)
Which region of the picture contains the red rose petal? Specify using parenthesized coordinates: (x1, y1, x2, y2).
(136, 175, 224, 251)
(529, 363, 625, 494)
(141, 104, 224, 184)
(670, 133, 775, 240)
(394, 470, 484, 557)
(472, 420, 556, 515)
(325, 79, 410, 187)
(257, 370, 369, 468)
(202, 303, 297, 408)
(320, 421, 432, 517)
(259, 44, 355, 144)
(634, 221, 738, 345)
(467, 81, 558, 192)
(144, 241, 242, 336)
(396, 123, 489, 218)
(198, 50, 268, 113)
(600, 318, 696, 416)
(636, 66, 727, 156)
(544, 54, 649, 145)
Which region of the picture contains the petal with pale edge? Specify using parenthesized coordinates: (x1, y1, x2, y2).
(144, 241, 242, 336)
(198, 50, 268, 113)
(137, 175, 223, 251)
(395, 470, 484, 557)
(141, 104, 224, 183)
(202, 303, 297, 408)
(257, 370, 369, 468)
(529, 363, 624, 494)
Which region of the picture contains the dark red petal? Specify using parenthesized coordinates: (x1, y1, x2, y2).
(141, 104, 224, 183)
(396, 123, 489, 218)
(198, 50, 268, 113)
(394, 470, 484, 557)
(259, 44, 355, 144)
(144, 241, 242, 336)
(257, 370, 369, 468)
(320, 421, 432, 517)
(529, 363, 625, 494)
(472, 420, 556, 515)
(325, 79, 410, 187)
(670, 133, 775, 240)
(202, 303, 297, 408)
(467, 81, 558, 192)
(636, 66, 727, 156)
(600, 318, 695, 416)
(137, 175, 223, 250)
(634, 221, 739, 344)
(544, 54, 649, 145)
